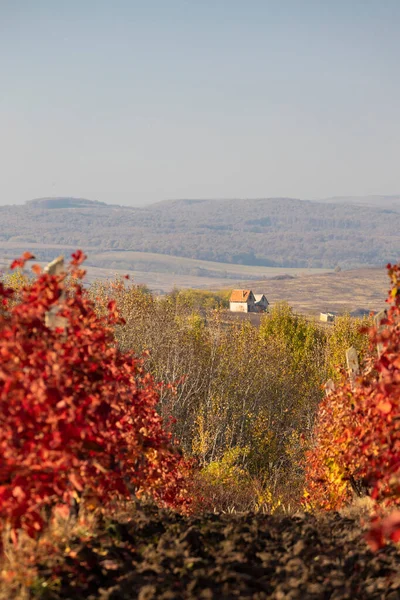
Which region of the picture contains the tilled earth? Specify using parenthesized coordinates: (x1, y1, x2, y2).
(40, 506, 400, 600)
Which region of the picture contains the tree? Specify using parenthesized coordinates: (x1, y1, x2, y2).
(326, 314, 371, 381)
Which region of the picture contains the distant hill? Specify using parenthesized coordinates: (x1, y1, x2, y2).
(1, 196, 399, 269)
(318, 195, 400, 208)
(26, 197, 107, 209)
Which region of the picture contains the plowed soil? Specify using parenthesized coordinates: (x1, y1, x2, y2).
(38, 506, 400, 600)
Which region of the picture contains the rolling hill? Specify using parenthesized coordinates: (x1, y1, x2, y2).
(0, 196, 399, 271)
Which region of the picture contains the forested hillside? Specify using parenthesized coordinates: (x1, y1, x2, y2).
(1, 196, 399, 268)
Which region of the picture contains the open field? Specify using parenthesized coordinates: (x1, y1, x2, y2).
(0, 249, 331, 293)
(245, 267, 389, 315)
(1, 256, 272, 294)
(86, 251, 331, 278)
(0, 250, 390, 315)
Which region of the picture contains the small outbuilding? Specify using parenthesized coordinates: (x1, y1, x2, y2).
(254, 294, 269, 313)
(320, 312, 336, 323)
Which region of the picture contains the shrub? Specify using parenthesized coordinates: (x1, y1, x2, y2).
(305, 262, 400, 545)
(190, 447, 283, 514)
(0, 252, 190, 542)
(303, 384, 357, 511)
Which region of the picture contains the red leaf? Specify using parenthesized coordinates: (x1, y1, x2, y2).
(10, 252, 35, 270)
(0, 248, 192, 539)
(365, 525, 385, 551)
(70, 250, 87, 266)
(390, 528, 400, 543)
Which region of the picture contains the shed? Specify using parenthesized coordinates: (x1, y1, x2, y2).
(320, 312, 335, 323)
(254, 294, 269, 313)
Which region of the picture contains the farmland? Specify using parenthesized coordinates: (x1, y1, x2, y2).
(12, 504, 399, 599)
(0, 250, 388, 317)
(247, 267, 389, 315)
(0, 249, 331, 294)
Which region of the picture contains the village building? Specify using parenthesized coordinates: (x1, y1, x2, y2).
(320, 312, 336, 323)
(254, 294, 269, 312)
(229, 290, 269, 313)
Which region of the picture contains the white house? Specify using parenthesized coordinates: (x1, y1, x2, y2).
(229, 290, 269, 313)
(229, 290, 256, 312)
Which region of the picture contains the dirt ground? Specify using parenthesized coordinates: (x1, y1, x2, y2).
(246, 268, 389, 316)
(37, 505, 400, 600)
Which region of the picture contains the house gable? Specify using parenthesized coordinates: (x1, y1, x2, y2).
(254, 294, 268, 304)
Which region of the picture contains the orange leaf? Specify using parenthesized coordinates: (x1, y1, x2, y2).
(12, 486, 25, 500)
(69, 473, 84, 492)
(377, 400, 392, 414)
(54, 504, 70, 519)
(31, 264, 42, 275)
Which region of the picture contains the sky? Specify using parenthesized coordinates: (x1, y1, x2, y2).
(1, 0, 400, 206)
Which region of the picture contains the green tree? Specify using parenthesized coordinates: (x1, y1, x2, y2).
(326, 314, 371, 381)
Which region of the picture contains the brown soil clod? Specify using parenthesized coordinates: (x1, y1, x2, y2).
(36, 506, 400, 600)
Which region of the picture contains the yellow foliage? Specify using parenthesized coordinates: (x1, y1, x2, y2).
(201, 447, 249, 487)
(1, 270, 30, 308)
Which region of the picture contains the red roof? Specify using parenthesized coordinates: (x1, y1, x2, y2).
(230, 289, 253, 302)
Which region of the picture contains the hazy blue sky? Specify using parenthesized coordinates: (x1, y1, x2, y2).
(1, 1, 399, 205)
